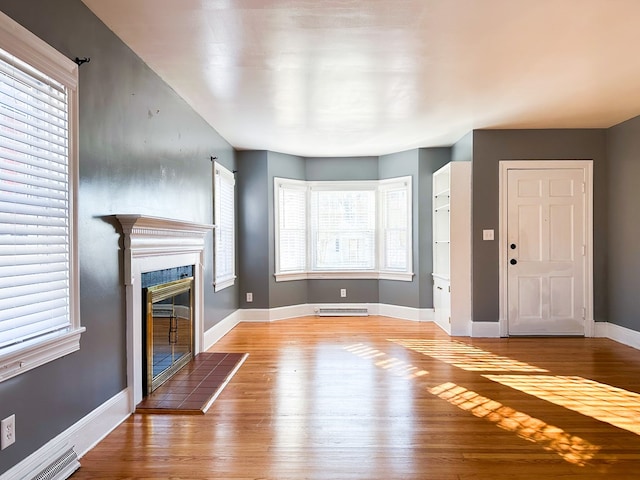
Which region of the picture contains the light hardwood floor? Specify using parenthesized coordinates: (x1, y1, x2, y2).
(71, 317, 640, 479)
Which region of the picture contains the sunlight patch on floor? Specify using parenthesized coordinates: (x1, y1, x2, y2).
(344, 343, 428, 379)
(429, 382, 600, 466)
(389, 339, 547, 372)
(484, 374, 640, 436)
(344, 340, 604, 466)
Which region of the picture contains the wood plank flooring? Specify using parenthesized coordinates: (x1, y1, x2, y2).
(71, 317, 640, 479)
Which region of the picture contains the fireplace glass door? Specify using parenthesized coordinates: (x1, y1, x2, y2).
(145, 277, 194, 394)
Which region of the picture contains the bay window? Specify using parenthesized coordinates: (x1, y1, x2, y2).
(274, 176, 413, 281)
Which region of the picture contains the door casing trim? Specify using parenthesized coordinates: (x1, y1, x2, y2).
(498, 160, 594, 337)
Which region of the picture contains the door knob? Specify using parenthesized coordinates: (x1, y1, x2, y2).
(510, 258, 517, 265)
(510, 243, 516, 249)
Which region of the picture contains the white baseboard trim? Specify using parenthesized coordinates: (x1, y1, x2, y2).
(208, 309, 640, 349)
(420, 308, 435, 322)
(203, 310, 242, 351)
(70, 389, 131, 458)
(434, 317, 451, 335)
(594, 321, 608, 339)
(205, 304, 500, 344)
(239, 304, 313, 322)
(377, 303, 434, 322)
(237, 303, 434, 323)
(471, 321, 501, 338)
(594, 321, 640, 350)
(0, 389, 130, 480)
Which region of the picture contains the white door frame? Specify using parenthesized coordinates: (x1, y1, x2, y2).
(498, 160, 594, 337)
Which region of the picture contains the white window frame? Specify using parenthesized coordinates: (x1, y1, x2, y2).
(213, 161, 236, 291)
(379, 176, 413, 280)
(0, 11, 83, 383)
(274, 176, 413, 282)
(274, 177, 308, 280)
(309, 181, 378, 273)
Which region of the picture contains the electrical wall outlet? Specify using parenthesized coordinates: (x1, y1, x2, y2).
(1, 414, 15, 450)
(482, 229, 494, 241)
(246, 292, 253, 303)
(340, 288, 347, 298)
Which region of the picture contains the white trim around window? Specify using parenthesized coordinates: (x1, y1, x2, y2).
(274, 176, 414, 282)
(213, 161, 236, 291)
(274, 177, 307, 277)
(379, 176, 413, 275)
(0, 11, 83, 382)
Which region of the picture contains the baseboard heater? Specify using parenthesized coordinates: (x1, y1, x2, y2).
(32, 447, 79, 480)
(317, 307, 369, 317)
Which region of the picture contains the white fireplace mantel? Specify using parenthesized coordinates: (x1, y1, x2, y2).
(116, 215, 214, 410)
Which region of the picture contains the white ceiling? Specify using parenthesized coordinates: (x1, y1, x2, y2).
(80, 0, 640, 157)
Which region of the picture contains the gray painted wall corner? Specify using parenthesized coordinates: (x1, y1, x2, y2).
(606, 116, 640, 331)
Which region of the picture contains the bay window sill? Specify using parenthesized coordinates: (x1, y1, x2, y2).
(275, 271, 414, 282)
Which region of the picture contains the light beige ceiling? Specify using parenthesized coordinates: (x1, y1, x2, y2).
(81, 0, 640, 157)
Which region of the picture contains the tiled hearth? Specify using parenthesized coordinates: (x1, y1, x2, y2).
(136, 352, 248, 414)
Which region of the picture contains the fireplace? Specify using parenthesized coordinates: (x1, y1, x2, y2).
(117, 215, 213, 410)
(143, 268, 194, 395)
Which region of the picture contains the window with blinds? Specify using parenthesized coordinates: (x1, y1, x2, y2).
(274, 176, 413, 281)
(0, 12, 82, 383)
(310, 187, 376, 271)
(213, 162, 236, 291)
(380, 178, 412, 272)
(276, 179, 306, 273)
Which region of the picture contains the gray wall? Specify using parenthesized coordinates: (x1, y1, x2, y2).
(470, 129, 608, 323)
(237, 151, 271, 308)
(606, 116, 640, 331)
(306, 156, 379, 181)
(236, 150, 308, 309)
(452, 131, 473, 163)
(0, 0, 236, 473)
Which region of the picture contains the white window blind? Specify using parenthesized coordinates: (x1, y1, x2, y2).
(0, 46, 71, 349)
(214, 162, 235, 291)
(0, 11, 81, 383)
(310, 188, 376, 271)
(380, 178, 411, 271)
(274, 176, 413, 281)
(277, 180, 306, 273)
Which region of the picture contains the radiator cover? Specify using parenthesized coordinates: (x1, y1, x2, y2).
(31, 447, 79, 480)
(317, 307, 369, 317)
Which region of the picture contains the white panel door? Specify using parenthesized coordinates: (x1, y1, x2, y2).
(507, 168, 585, 335)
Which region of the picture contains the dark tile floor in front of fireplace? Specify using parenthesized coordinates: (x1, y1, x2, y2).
(136, 352, 247, 414)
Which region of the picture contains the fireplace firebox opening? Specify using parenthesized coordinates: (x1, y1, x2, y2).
(142, 267, 195, 396)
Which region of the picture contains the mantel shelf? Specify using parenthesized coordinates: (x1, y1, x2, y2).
(116, 214, 214, 236)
